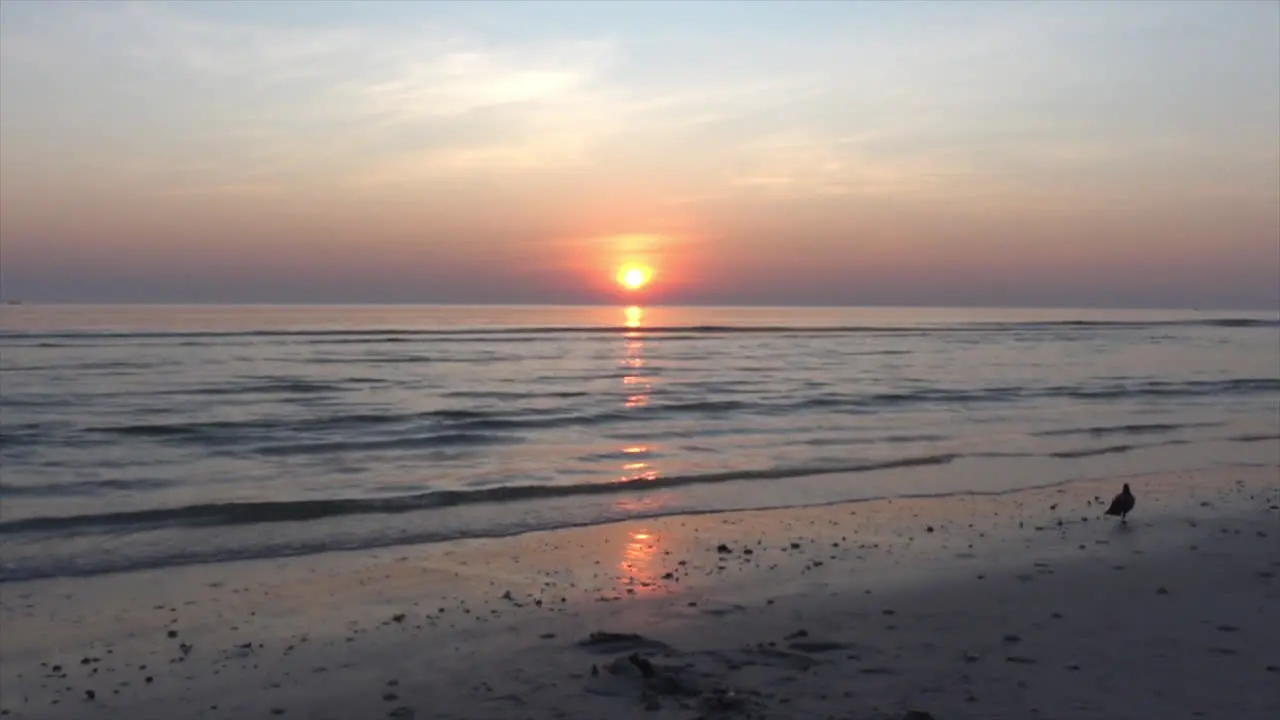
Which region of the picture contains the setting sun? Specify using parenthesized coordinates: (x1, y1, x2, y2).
(617, 265, 653, 291)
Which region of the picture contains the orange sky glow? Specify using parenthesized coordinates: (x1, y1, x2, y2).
(0, 1, 1276, 308)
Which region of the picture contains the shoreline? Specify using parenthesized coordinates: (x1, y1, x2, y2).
(2, 465, 1278, 719)
(4, 437, 1277, 583)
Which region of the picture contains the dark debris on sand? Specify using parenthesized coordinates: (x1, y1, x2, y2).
(578, 631, 672, 654)
(577, 631, 773, 716)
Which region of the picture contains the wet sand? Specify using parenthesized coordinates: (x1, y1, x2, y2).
(2, 465, 1278, 719)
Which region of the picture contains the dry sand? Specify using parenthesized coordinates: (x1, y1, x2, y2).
(2, 465, 1278, 720)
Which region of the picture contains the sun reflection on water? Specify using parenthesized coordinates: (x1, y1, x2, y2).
(621, 307, 652, 410)
(619, 307, 657, 481)
(624, 305, 643, 329)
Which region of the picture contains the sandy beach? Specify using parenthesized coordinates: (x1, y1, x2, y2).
(2, 464, 1277, 720)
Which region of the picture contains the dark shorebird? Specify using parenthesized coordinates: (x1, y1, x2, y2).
(1104, 483, 1136, 522)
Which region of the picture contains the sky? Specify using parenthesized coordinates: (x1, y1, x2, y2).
(1, 0, 1277, 308)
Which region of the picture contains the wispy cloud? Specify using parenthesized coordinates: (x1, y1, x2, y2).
(351, 40, 614, 122)
(333, 38, 620, 186)
(1, 1, 635, 198)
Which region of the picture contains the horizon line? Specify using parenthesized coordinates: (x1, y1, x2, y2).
(2, 300, 1276, 313)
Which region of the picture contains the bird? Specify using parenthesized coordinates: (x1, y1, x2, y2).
(1104, 483, 1135, 522)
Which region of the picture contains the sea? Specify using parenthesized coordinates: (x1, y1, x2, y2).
(1, 304, 1277, 583)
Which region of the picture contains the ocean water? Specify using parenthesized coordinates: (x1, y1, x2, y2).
(1, 304, 1277, 582)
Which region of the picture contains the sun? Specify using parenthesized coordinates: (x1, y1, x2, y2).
(616, 265, 652, 291)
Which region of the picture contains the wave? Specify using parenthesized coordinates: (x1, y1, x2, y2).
(442, 390, 591, 400)
(0, 454, 958, 535)
(1050, 439, 1189, 458)
(1228, 433, 1280, 443)
(87, 410, 628, 446)
(1055, 378, 1279, 399)
(1, 360, 158, 372)
(1033, 421, 1221, 438)
(50, 377, 1280, 452)
(801, 433, 951, 446)
(802, 379, 1279, 407)
(0, 478, 175, 497)
(1, 317, 1275, 342)
(181, 379, 355, 395)
(1205, 318, 1279, 328)
(91, 409, 464, 439)
(1052, 444, 1138, 459)
(254, 432, 523, 456)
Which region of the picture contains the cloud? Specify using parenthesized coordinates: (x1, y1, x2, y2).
(1, 1, 628, 196)
(350, 39, 614, 123)
(331, 38, 621, 185)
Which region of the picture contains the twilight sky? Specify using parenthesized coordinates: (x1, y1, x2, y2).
(1, 0, 1277, 308)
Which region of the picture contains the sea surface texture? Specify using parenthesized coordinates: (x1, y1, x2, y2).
(1, 305, 1277, 581)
